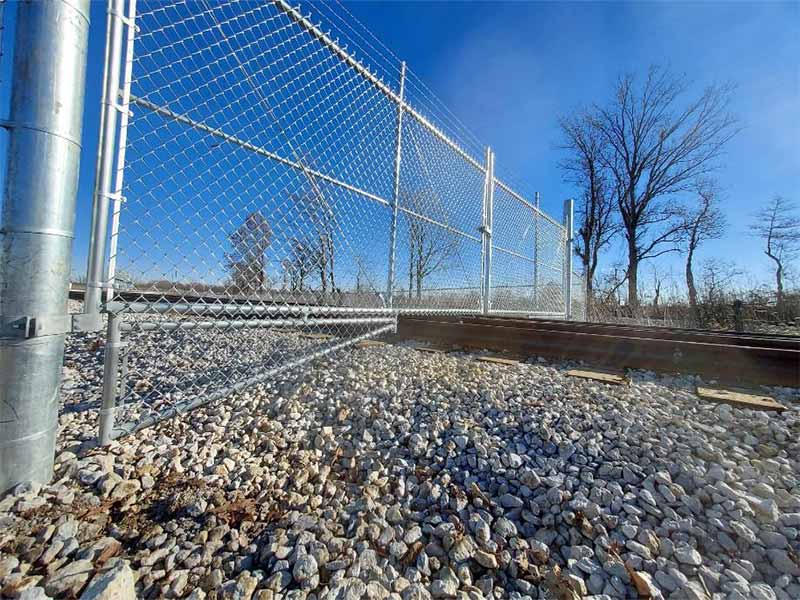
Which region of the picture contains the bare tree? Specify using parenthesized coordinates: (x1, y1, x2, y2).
(283, 237, 316, 292)
(590, 66, 738, 311)
(648, 262, 665, 310)
(558, 112, 619, 315)
(226, 211, 273, 295)
(292, 192, 337, 302)
(405, 191, 459, 300)
(591, 261, 629, 320)
(681, 179, 726, 325)
(697, 258, 742, 326)
(750, 196, 800, 316)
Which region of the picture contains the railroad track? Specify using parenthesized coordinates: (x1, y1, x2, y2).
(396, 315, 800, 387)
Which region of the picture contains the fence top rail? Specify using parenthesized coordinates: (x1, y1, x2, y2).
(273, 0, 485, 173)
(273, 0, 560, 223)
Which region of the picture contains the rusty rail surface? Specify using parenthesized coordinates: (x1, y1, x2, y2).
(397, 315, 800, 387)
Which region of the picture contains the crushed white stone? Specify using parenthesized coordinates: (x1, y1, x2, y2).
(1, 305, 798, 599)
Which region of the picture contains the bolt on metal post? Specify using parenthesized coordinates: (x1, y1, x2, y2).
(0, 0, 91, 493)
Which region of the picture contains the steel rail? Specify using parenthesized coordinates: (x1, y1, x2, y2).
(451, 315, 800, 348)
(396, 315, 800, 387)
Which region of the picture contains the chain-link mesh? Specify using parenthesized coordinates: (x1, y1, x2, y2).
(97, 0, 570, 439)
(490, 182, 568, 315)
(571, 270, 587, 321)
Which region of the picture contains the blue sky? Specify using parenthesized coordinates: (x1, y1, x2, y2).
(340, 0, 799, 289)
(2, 0, 798, 294)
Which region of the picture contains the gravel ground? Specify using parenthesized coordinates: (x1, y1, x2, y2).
(1, 304, 799, 600)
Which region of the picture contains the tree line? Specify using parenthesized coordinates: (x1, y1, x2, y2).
(559, 65, 799, 325)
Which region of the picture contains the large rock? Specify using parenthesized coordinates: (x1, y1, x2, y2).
(80, 561, 135, 600)
(45, 560, 94, 598)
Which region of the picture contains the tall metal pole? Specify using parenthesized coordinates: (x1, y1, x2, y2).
(480, 148, 494, 315)
(84, 0, 126, 318)
(533, 191, 540, 313)
(0, 0, 91, 493)
(386, 61, 406, 308)
(563, 198, 574, 321)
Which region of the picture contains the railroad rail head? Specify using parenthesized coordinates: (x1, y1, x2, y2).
(396, 315, 800, 388)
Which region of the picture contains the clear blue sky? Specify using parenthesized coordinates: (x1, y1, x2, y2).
(2, 1, 798, 292)
(340, 0, 799, 289)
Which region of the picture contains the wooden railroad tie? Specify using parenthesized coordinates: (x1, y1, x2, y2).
(356, 339, 387, 349)
(414, 346, 448, 354)
(696, 386, 785, 412)
(476, 355, 523, 366)
(565, 368, 629, 385)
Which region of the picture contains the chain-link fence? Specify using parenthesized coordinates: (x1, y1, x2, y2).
(89, 0, 575, 441)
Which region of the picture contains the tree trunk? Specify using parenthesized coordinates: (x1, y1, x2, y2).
(627, 239, 639, 314)
(582, 257, 592, 321)
(776, 261, 784, 319)
(686, 248, 698, 326)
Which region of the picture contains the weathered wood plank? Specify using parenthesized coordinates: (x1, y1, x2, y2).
(415, 346, 447, 354)
(696, 386, 785, 412)
(298, 333, 334, 340)
(477, 355, 522, 366)
(356, 340, 387, 348)
(565, 368, 628, 385)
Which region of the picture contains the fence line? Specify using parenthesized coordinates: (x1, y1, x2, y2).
(83, 0, 581, 441)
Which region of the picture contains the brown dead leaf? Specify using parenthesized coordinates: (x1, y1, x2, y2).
(211, 498, 257, 525)
(624, 562, 653, 599)
(400, 541, 424, 567)
(95, 539, 122, 566)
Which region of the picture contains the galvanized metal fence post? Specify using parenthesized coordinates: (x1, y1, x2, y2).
(386, 61, 406, 308)
(480, 148, 494, 315)
(84, 0, 127, 318)
(97, 0, 137, 444)
(0, 0, 91, 492)
(98, 313, 122, 445)
(563, 198, 574, 320)
(533, 191, 540, 313)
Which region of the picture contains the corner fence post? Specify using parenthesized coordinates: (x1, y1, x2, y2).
(533, 191, 540, 313)
(0, 0, 91, 493)
(98, 313, 122, 445)
(386, 61, 406, 309)
(84, 0, 126, 318)
(563, 198, 574, 320)
(480, 148, 494, 315)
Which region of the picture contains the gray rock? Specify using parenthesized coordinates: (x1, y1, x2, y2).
(430, 567, 459, 598)
(674, 543, 702, 566)
(499, 493, 524, 509)
(45, 560, 94, 598)
(474, 550, 498, 569)
(293, 553, 319, 584)
(18, 588, 49, 600)
(767, 549, 800, 576)
(80, 561, 135, 600)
